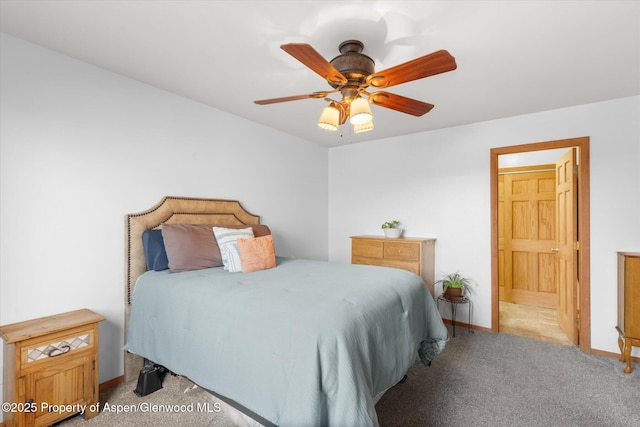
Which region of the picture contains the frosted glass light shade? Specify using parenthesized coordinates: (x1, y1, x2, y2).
(349, 97, 372, 125)
(317, 105, 339, 131)
(353, 120, 374, 133)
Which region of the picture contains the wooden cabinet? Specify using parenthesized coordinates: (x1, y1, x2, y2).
(616, 252, 640, 374)
(351, 235, 436, 292)
(1, 309, 105, 426)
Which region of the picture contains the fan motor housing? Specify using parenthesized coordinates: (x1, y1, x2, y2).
(329, 40, 375, 90)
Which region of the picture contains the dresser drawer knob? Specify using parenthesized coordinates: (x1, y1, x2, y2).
(47, 344, 71, 357)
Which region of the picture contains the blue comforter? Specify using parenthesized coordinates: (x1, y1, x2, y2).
(124, 258, 447, 426)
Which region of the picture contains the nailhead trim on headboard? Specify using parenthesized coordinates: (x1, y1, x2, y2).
(125, 196, 260, 305)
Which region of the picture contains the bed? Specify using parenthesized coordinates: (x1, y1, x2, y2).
(123, 196, 447, 427)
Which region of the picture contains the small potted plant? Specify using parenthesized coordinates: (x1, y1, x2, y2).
(434, 271, 475, 298)
(381, 220, 402, 238)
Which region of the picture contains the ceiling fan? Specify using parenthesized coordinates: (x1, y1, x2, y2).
(254, 40, 457, 133)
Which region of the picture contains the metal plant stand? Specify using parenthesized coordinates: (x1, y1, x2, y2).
(437, 294, 472, 337)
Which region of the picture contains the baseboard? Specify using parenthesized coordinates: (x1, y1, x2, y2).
(441, 319, 492, 333)
(100, 375, 125, 393)
(590, 348, 640, 366)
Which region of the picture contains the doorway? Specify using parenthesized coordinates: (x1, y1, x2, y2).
(490, 137, 591, 353)
(498, 161, 571, 344)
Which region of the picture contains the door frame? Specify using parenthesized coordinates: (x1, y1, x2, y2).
(490, 136, 591, 353)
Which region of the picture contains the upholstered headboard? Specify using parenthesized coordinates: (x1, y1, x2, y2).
(123, 196, 260, 380)
(125, 196, 260, 305)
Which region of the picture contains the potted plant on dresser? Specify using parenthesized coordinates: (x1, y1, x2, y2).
(381, 220, 402, 238)
(434, 271, 475, 298)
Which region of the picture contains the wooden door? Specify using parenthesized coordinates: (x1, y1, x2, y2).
(556, 148, 579, 343)
(499, 166, 557, 308)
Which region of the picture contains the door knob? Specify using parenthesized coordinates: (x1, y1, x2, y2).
(551, 247, 559, 253)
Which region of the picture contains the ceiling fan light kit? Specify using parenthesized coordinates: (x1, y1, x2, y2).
(349, 97, 373, 125)
(317, 104, 340, 131)
(353, 120, 374, 134)
(255, 39, 457, 135)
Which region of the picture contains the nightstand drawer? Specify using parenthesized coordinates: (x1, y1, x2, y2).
(21, 325, 96, 369)
(384, 241, 420, 262)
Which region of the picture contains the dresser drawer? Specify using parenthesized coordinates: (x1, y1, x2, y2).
(20, 324, 96, 370)
(352, 238, 383, 259)
(378, 259, 421, 275)
(384, 241, 420, 262)
(351, 236, 436, 293)
(352, 256, 420, 275)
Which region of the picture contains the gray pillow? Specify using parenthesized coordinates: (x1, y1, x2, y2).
(161, 224, 271, 273)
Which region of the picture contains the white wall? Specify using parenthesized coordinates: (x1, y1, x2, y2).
(328, 95, 640, 357)
(1, 32, 639, 415)
(0, 33, 329, 410)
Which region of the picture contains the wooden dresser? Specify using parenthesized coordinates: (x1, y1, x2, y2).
(351, 235, 436, 292)
(1, 309, 105, 427)
(616, 252, 640, 373)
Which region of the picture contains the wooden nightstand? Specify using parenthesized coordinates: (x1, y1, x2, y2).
(1, 309, 105, 427)
(351, 235, 436, 292)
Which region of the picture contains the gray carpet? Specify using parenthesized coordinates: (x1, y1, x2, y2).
(60, 330, 639, 426)
(60, 373, 235, 427)
(376, 330, 640, 427)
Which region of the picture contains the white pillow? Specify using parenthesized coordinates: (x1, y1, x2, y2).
(212, 227, 255, 272)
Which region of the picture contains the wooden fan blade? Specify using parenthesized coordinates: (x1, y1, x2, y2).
(369, 91, 434, 116)
(281, 43, 348, 85)
(366, 50, 457, 89)
(254, 92, 328, 105)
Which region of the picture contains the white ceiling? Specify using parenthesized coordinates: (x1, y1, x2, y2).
(1, 1, 639, 147)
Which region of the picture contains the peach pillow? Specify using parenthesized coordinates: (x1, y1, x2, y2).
(237, 235, 276, 273)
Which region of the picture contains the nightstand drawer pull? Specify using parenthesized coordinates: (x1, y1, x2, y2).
(47, 344, 71, 357)
(27, 333, 90, 363)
